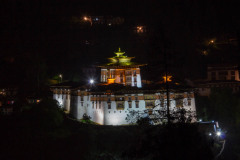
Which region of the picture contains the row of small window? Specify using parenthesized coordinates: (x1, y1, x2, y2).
(108, 111, 128, 113)
(108, 103, 139, 109)
(126, 77, 137, 82)
(57, 95, 70, 99)
(85, 100, 191, 110)
(110, 97, 138, 101)
(92, 102, 102, 109)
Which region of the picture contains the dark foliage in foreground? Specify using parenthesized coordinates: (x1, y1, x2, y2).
(122, 124, 214, 160)
(0, 99, 214, 160)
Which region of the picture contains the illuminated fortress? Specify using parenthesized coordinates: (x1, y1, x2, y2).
(51, 49, 196, 125)
(99, 48, 144, 87)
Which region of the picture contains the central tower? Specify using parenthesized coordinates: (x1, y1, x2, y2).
(99, 48, 145, 88)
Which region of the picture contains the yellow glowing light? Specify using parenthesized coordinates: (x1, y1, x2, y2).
(83, 16, 88, 21)
(107, 79, 115, 84)
(163, 76, 172, 82)
(114, 48, 125, 57)
(137, 26, 143, 33)
(83, 16, 92, 26)
(119, 58, 131, 63)
(202, 50, 208, 55)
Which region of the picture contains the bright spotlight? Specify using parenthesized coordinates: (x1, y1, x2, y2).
(209, 133, 212, 136)
(90, 79, 94, 84)
(216, 131, 221, 136)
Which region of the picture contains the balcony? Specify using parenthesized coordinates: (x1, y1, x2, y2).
(115, 97, 125, 101)
(117, 103, 124, 110)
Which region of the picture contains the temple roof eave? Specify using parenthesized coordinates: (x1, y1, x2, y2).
(98, 63, 147, 69)
(108, 57, 135, 60)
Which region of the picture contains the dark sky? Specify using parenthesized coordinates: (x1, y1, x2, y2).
(1, 0, 240, 85)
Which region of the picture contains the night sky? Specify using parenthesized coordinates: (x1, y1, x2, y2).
(1, 0, 240, 87)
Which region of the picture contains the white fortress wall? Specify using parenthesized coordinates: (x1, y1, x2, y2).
(137, 73, 142, 88)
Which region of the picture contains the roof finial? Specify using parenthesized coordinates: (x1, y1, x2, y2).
(119, 47, 121, 52)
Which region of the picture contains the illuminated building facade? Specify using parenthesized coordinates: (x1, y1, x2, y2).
(99, 48, 145, 88)
(52, 87, 196, 125)
(51, 49, 196, 125)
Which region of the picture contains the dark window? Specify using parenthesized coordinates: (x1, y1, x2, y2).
(211, 72, 216, 80)
(188, 99, 191, 106)
(108, 104, 111, 109)
(129, 103, 132, 108)
(136, 103, 139, 108)
(126, 77, 131, 81)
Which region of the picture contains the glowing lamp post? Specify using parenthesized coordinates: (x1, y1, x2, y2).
(90, 79, 94, 87)
(137, 26, 143, 33)
(216, 131, 221, 136)
(83, 16, 92, 26)
(59, 74, 62, 83)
